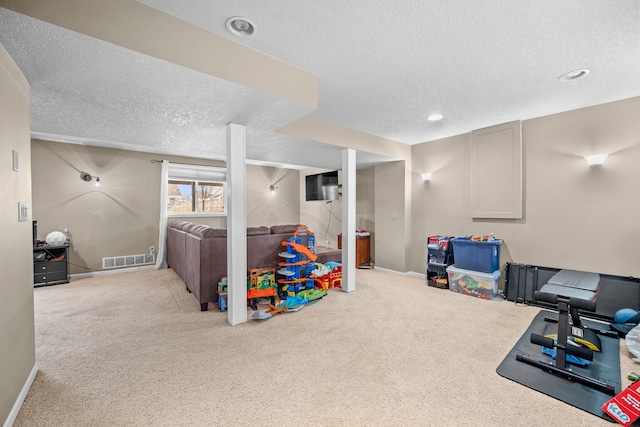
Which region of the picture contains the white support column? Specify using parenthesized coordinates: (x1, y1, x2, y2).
(341, 148, 356, 292)
(226, 123, 247, 325)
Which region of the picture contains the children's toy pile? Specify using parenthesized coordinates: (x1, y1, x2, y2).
(216, 225, 342, 320)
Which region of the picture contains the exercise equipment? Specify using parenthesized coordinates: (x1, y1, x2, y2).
(614, 308, 640, 324)
(497, 310, 621, 421)
(608, 308, 640, 338)
(516, 269, 617, 395)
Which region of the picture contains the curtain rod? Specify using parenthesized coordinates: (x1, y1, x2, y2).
(151, 159, 224, 168)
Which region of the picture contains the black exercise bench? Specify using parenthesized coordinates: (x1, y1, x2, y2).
(516, 269, 616, 394)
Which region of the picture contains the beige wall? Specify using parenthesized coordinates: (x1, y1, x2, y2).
(300, 168, 344, 248)
(374, 161, 409, 272)
(31, 140, 301, 274)
(26, 97, 640, 280)
(32, 141, 167, 274)
(411, 96, 640, 278)
(281, 158, 410, 273)
(411, 133, 468, 273)
(356, 167, 375, 260)
(0, 44, 35, 425)
(246, 165, 300, 227)
(300, 168, 376, 259)
(298, 163, 400, 271)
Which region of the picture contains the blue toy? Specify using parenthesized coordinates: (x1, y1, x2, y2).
(542, 338, 590, 366)
(324, 261, 341, 270)
(277, 295, 309, 312)
(217, 276, 228, 312)
(614, 308, 639, 324)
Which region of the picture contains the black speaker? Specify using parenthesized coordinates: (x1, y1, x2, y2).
(32, 220, 37, 246)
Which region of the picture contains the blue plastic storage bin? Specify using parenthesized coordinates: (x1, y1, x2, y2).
(451, 238, 502, 273)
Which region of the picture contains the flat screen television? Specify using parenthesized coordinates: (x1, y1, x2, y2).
(305, 171, 339, 201)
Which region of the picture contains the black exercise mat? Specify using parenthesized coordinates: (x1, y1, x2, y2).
(496, 310, 621, 422)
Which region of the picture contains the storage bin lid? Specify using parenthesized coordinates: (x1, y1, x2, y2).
(446, 264, 501, 278)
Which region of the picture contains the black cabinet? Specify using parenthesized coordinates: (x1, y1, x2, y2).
(34, 244, 69, 286)
(426, 237, 455, 289)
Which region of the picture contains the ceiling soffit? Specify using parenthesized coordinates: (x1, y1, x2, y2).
(0, 0, 317, 109)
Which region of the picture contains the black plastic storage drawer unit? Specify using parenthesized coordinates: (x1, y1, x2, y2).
(33, 244, 69, 286)
(426, 236, 455, 288)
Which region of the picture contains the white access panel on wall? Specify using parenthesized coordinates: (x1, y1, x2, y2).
(470, 120, 523, 219)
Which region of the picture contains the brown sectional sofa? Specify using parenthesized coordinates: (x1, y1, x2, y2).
(167, 221, 341, 310)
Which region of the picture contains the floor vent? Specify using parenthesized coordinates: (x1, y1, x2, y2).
(103, 253, 155, 269)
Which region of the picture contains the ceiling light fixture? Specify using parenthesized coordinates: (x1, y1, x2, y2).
(225, 17, 256, 37)
(559, 69, 590, 82)
(427, 114, 443, 121)
(269, 185, 277, 196)
(585, 154, 608, 168)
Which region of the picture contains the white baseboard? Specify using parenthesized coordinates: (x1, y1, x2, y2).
(3, 362, 38, 427)
(406, 271, 426, 279)
(372, 267, 426, 279)
(71, 264, 156, 280)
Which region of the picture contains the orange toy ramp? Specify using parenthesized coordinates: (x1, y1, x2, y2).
(281, 240, 318, 262)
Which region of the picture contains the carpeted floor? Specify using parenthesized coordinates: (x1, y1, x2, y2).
(14, 268, 639, 426)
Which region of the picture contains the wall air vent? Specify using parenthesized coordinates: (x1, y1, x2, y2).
(102, 253, 155, 269)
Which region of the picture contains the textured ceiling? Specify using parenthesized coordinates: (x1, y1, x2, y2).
(140, 0, 640, 143)
(1, 1, 639, 170)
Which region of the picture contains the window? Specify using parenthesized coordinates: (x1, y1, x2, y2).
(167, 164, 226, 216)
(168, 180, 225, 214)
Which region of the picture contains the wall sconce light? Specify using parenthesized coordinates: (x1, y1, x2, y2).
(269, 185, 277, 196)
(421, 172, 432, 182)
(80, 171, 101, 187)
(584, 154, 608, 168)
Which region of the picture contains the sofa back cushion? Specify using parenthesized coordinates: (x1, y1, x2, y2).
(269, 224, 299, 235)
(248, 232, 293, 269)
(190, 225, 227, 238)
(170, 220, 192, 230)
(179, 222, 200, 232)
(247, 226, 270, 236)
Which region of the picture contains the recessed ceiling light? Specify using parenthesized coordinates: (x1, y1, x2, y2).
(427, 114, 443, 121)
(558, 69, 590, 82)
(225, 17, 256, 37)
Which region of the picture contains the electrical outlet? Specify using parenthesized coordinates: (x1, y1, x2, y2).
(149, 246, 155, 254)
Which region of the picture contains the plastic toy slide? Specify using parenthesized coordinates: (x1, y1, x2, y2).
(281, 240, 318, 262)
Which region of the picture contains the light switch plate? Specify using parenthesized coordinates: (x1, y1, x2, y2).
(12, 149, 19, 171)
(18, 202, 27, 222)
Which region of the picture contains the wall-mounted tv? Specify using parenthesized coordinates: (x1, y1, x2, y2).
(305, 171, 339, 201)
